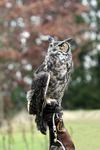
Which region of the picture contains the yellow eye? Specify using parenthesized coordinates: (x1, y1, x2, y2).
(59, 42, 69, 52)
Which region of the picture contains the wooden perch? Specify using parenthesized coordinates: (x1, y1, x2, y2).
(44, 102, 75, 150)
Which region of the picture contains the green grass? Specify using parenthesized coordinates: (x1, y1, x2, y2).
(0, 120, 100, 150)
(0, 131, 48, 150)
(66, 120, 100, 150)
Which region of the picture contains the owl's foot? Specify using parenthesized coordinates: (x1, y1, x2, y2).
(46, 98, 57, 104)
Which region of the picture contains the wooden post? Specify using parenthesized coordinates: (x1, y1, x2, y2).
(44, 103, 75, 150)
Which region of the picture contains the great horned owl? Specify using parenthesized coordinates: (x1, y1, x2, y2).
(26, 37, 73, 134)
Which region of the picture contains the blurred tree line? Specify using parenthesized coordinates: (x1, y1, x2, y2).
(0, 0, 100, 118)
(63, 0, 100, 109)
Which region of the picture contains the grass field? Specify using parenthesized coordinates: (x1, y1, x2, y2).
(66, 120, 100, 150)
(0, 111, 100, 150)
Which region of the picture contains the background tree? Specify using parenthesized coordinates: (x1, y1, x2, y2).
(63, 0, 100, 109)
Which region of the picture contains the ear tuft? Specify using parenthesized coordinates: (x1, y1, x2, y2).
(48, 36, 55, 43)
(66, 38, 73, 43)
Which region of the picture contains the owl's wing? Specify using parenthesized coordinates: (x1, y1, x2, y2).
(27, 72, 50, 115)
(26, 72, 50, 134)
(34, 63, 45, 75)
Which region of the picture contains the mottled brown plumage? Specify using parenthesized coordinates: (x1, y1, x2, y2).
(26, 37, 73, 134)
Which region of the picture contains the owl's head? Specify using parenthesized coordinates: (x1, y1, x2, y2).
(48, 36, 72, 53)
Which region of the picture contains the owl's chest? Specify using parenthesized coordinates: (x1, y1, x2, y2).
(47, 54, 67, 78)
